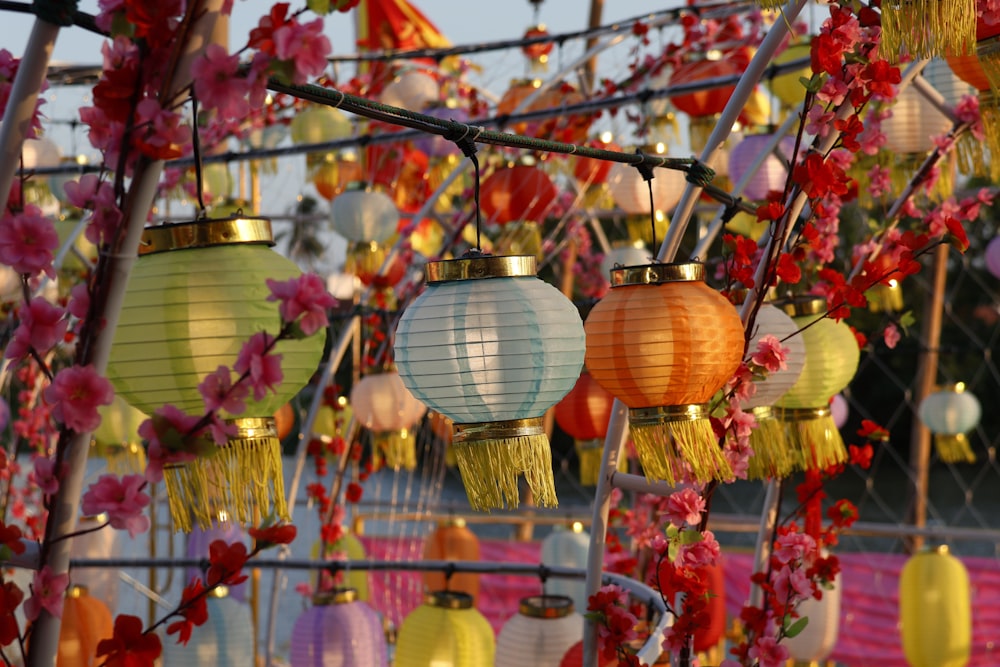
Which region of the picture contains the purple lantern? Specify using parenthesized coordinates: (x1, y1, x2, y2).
(985, 236, 1000, 279)
(727, 133, 796, 201)
(413, 105, 469, 158)
(290, 589, 388, 667)
(830, 393, 849, 430)
(185, 520, 248, 601)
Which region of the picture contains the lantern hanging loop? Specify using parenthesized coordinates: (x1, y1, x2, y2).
(444, 119, 485, 251)
(190, 91, 208, 218)
(631, 148, 660, 252)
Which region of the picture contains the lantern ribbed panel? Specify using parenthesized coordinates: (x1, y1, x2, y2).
(289, 598, 388, 667)
(923, 58, 975, 106)
(919, 388, 982, 434)
(422, 521, 481, 600)
(784, 571, 841, 662)
(161, 596, 254, 667)
(540, 528, 590, 613)
(495, 605, 583, 667)
(394, 276, 584, 423)
(184, 522, 248, 601)
(69, 519, 119, 613)
(584, 281, 744, 408)
(900, 547, 971, 667)
(882, 84, 954, 155)
(350, 371, 427, 431)
(553, 371, 615, 441)
(606, 162, 686, 215)
(744, 304, 806, 409)
(93, 395, 146, 446)
(395, 601, 495, 667)
(330, 189, 400, 243)
(769, 43, 811, 108)
(58, 590, 113, 667)
(108, 245, 325, 416)
(774, 315, 859, 410)
(600, 244, 651, 280)
(727, 134, 796, 201)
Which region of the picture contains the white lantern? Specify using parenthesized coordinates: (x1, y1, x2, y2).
(882, 83, 953, 155)
(495, 595, 583, 667)
(727, 133, 795, 201)
(380, 69, 440, 111)
(918, 382, 982, 463)
(327, 271, 361, 302)
(350, 370, 428, 470)
(783, 570, 842, 662)
(606, 157, 686, 216)
(600, 241, 651, 280)
(161, 588, 253, 667)
(21, 136, 62, 169)
(330, 187, 400, 243)
(540, 524, 590, 613)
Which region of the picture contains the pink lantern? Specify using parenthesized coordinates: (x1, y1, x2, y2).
(831, 393, 849, 429)
(727, 133, 796, 201)
(985, 236, 1000, 278)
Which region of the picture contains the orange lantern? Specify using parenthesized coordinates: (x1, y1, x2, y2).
(497, 79, 591, 143)
(554, 370, 616, 485)
(58, 585, 114, 667)
(274, 402, 296, 441)
(584, 263, 744, 485)
(311, 154, 364, 202)
(349, 241, 408, 288)
(422, 518, 481, 601)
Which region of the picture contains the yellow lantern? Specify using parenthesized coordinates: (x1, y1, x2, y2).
(90, 395, 147, 476)
(108, 217, 326, 532)
(395, 591, 496, 667)
(768, 42, 812, 110)
(900, 545, 971, 667)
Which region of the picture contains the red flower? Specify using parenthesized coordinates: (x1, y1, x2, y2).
(206, 540, 249, 588)
(97, 614, 162, 667)
(0, 521, 24, 556)
(345, 482, 364, 503)
(944, 216, 970, 253)
(835, 114, 865, 152)
(810, 32, 845, 76)
(826, 499, 859, 529)
(857, 419, 889, 442)
(774, 253, 802, 285)
(0, 581, 24, 646)
(848, 444, 874, 469)
(862, 60, 901, 98)
(792, 153, 851, 199)
(166, 579, 208, 645)
(248, 3, 293, 56)
(248, 523, 297, 548)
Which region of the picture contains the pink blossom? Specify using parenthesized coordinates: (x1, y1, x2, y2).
(0, 205, 58, 277)
(748, 635, 789, 667)
(23, 566, 69, 621)
(773, 531, 816, 565)
(773, 565, 813, 606)
(805, 106, 834, 138)
(206, 413, 238, 446)
(81, 474, 151, 538)
(883, 323, 901, 349)
(133, 98, 192, 160)
(676, 530, 720, 568)
(68, 283, 90, 320)
(198, 365, 248, 415)
(191, 44, 250, 121)
(724, 436, 751, 480)
(42, 365, 115, 433)
(266, 273, 336, 336)
(234, 332, 283, 401)
(140, 405, 203, 483)
(751, 335, 789, 373)
(664, 488, 705, 528)
(272, 18, 331, 83)
(5, 297, 68, 360)
(867, 164, 891, 198)
(955, 95, 984, 141)
(31, 456, 63, 496)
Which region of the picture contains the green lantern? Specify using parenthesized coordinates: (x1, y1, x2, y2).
(108, 216, 326, 532)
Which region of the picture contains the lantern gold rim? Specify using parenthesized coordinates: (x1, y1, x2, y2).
(426, 590, 474, 609)
(772, 406, 832, 421)
(426, 254, 536, 283)
(629, 404, 709, 425)
(209, 585, 230, 599)
(439, 517, 467, 528)
(935, 382, 967, 394)
(751, 406, 774, 420)
(453, 417, 544, 443)
(139, 217, 274, 255)
(313, 588, 358, 606)
(610, 262, 704, 287)
(776, 295, 827, 317)
(68, 585, 88, 598)
(518, 594, 574, 618)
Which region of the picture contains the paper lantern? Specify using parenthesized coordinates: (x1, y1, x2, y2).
(290, 105, 354, 146)
(784, 569, 841, 662)
(558, 641, 617, 667)
(540, 524, 590, 613)
(480, 163, 558, 225)
(727, 133, 795, 201)
(68, 516, 119, 612)
(422, 518, 481, 600)
(919, 382, 981, 464)
(349, 241, 408, 288)
(599, 241, 651, 282)
(274, 402, 295, 441)
(768, 42, 812, 109)
(330, 186, 400, 244)
(161, 588, 253, 667)
(554, 370, 616, 485)
(607, 152, 686, 217)
(584, 263, 744, 485)
(21, 136, 62, 169)
(289, 589, 388, 667)
(58, 585, 113, 667)
(741, 301, 807, 480)
(90, 395, 147, 475)
(522, 24, 553, 66)
(900, 545, 971, 667)
(985, 236, 1000, 278)
(350, 370, 427, 471)
(831, 393, 849, 429)
(669, 58, 742, 151)
(773, 297, 860, 472)
(312, 154, 365, 202)
(880, 0, 975, 63)
(496, 79, 591, 143)
(882, 84, 955, 155)
(315, 531, 371, 601)
(572, 139, 620, 187)
(394, 253, 585, 510)
(395, 591, 495, 667)
(108, 217, 326, 531)
(380, 69, 439, 111)
(185, 520, 248, 601)
(495, 595, 583, 667)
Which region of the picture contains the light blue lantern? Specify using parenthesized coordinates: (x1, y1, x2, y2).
(394, 253, 585, 510)
(161, 588, 253, 667)
(540, 523, 591, 613)
(919, 382, 982, 464)
(330, 186, 399, 243)
(290, 589, 388, 667)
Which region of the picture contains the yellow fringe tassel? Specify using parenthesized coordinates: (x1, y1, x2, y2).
(576, 439, 604, 486)
(371, 429, 417, 471)
(979, 90, 1000, 181)
(629, 415, 732, 486)
(934, 433, 977, 464)
(453, 418, 557, 511)
(746, 409, 796, 480)
(92, 441, 148, 477)
(978, 37, 1000, 96)
(867, 282, 904, 313)
(774, 408, 847, 473)
(955, 131, 990, 179)
(164, 421, 288, 533)
(878, 0, 975, 63)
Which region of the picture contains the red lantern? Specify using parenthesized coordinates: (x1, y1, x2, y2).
(668, 58, 741, 118)
(522, 25, 553, 61)
(351, 242, 409, 288)
(480, 163, 559, 225)
(554, 370, 614, 442)
(572, 139, 620, 187)
(558, 640, 617, 667)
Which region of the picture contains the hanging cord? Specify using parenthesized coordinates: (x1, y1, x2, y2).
(444, 120, 484, 252)
(190, 92, 207, 218)
(633, 149, 658, 255)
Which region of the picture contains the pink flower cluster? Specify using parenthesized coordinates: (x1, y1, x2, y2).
(82, 474, 151, 538)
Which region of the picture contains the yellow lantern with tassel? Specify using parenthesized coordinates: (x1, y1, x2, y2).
(880, 0, 975, 64)
(772, 297, 860, 472)
(394, 252, 585, 511)
(900, 545, 971, 667)
(918, 382, 981, 464)
(584, 262, 744, 485)
(350, 369, 427, 471)
(396, 591, 495, 667)
(108, 216, 326, 532)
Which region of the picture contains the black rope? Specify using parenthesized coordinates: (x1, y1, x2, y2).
(633, 148, 659, 254)
(190, 92, 207, 218)
(444, 120, 484, 251)
(32, 0, 77, 26)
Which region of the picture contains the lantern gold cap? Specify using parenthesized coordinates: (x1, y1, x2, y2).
(610, 262, 704, 287)
(519, 594, 574, 618)
(772, 406, 832, 421)
(426, 253, 535, 283)
(440, 517, 467, 528)
(140, 216, 274, 255)
(936, 382, 967, 394)
(210, 585, 230, 599)
(777, 295, 827, 317)
(426, 590, 474, 609)
(630, 404, 709, 425)
(313, 588, 358, 606)
(453, 417, 544, 443)
(68, 585, 88, 598)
